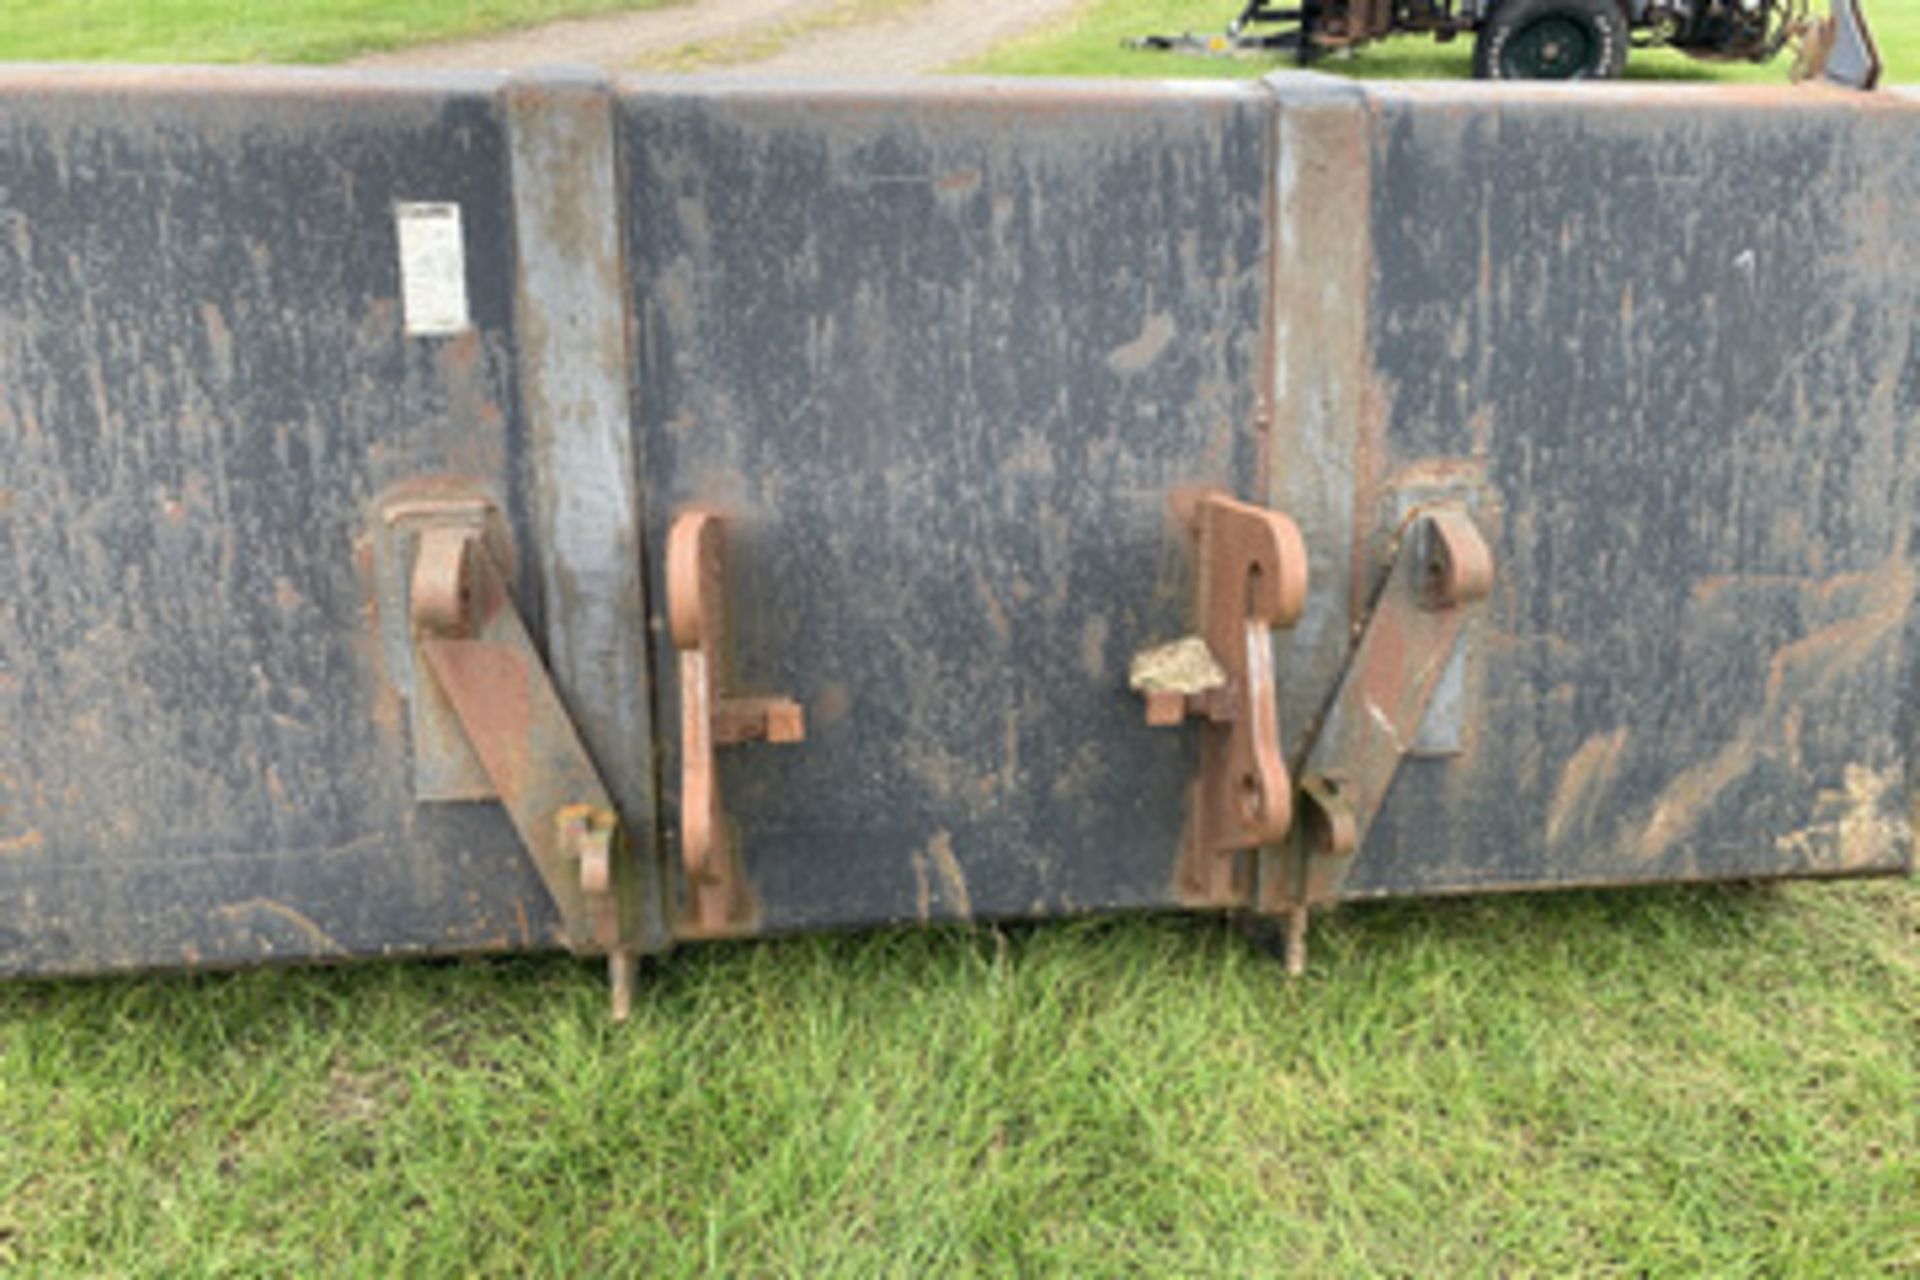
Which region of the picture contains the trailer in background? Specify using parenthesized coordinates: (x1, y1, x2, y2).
(1137, 0, 1881, 81)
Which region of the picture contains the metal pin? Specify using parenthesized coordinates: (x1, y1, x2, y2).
(609, 949, 637, 1022)
(1285, 905, 1309, 978)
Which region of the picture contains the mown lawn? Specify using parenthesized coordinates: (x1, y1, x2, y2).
(3, 882, 1916, 1273)
(2, 2, 1918, 1274)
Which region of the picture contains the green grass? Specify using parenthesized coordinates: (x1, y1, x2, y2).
(0, 0, 679, 64)
(1849, 0, 1920, 76)
(3, 881, 1915, 1272)
(968, 0, 1920, 83)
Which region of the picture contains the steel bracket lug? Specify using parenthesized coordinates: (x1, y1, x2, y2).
(1267, 504, 1494, 918)
(379, 486, 645, 1019)
(1130, 492, 1309, 908)
(667, 509, 806, 937)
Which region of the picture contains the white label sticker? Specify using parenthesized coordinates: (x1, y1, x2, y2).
(395, 202, 471, 337)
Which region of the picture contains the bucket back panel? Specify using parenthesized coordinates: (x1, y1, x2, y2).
(0, 73, 558, 973)
(1343, 88, 1920, 896)
(623, 83, 1274, 931)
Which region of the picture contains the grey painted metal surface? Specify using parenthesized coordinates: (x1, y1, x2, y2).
(623, 79, 1275, 932)
(0, 69, 578, 974)
(1349, 83, 1920, 896)
(0, 68, 1913, 978)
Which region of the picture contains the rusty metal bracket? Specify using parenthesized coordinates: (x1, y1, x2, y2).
(667, 510, 806, 936)
(382, 488, 644, 1018)
(1130, 492, 1308, 907)
(1264, 504, 1493, 954)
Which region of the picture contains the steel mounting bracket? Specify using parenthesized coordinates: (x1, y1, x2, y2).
(380, 486, 645, 1018)
(1262, 504, 1494, 966)
(1130, 491, 1309, 907)
(667, 509, 806, 937)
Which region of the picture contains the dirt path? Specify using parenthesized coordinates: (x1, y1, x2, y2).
(350, 0, 1085, 74)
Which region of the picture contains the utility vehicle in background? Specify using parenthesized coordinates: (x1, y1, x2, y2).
(1137, 0, 1881, 82)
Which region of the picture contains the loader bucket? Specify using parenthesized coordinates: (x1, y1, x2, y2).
(0, 70, 1915, 1010)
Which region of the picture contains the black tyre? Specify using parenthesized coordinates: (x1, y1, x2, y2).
(1473, 0, 1629, 79)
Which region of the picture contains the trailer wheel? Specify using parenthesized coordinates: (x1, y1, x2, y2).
(1473, 0, 1628, 78)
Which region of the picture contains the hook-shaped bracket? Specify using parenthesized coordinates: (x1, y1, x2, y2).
(1130, 492, 1308, 906)
(667, 510, 806, 936)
